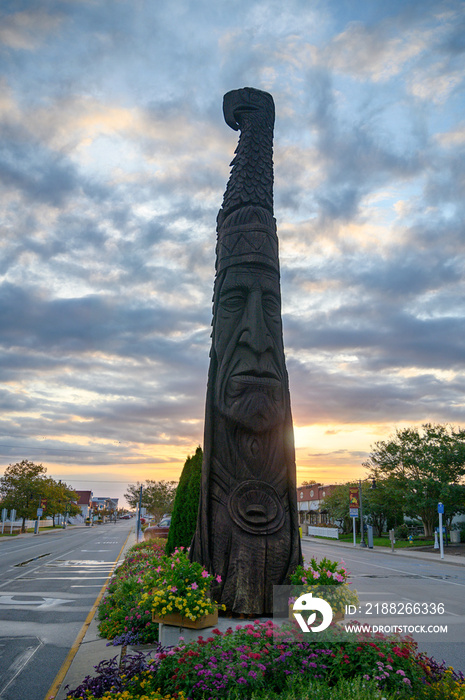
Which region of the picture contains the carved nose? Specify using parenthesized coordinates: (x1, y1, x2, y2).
(238, 291, 272, 354)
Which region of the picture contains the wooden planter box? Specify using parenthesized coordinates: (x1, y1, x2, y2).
(152, 609, 218, 629)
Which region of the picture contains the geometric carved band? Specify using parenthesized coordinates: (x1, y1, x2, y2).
(216, 205, 279, 273)
(216, 223, 279, 273)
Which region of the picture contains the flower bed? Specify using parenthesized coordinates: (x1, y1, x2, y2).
(88, 545, 465, 700)
(141, 547, 225, 623)
(289, 555, 358, 614)
(98, 542, 224, 645)
(98, 540, 167, 645)
(66, 621, 465, 699)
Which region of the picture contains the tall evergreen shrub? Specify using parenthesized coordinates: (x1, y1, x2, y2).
(165, 446, 202, 555)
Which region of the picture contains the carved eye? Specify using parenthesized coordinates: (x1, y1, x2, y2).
(262, 293, 280, 316)
(220, 292, 246, 312)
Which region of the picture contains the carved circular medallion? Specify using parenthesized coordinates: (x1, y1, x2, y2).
(227, 480, 285, 535)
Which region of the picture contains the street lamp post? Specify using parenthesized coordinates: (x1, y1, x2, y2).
(359, 480, 367, 547)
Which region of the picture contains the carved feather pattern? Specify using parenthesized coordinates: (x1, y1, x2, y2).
(220, 89, 274, 222)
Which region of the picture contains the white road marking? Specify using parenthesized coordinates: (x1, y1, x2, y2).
(0, 639, 43, 697)
(0, 595, 73, 608)
(19, 576, 108, 580)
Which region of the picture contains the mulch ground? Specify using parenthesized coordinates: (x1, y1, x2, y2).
(409, 543, 465, 556)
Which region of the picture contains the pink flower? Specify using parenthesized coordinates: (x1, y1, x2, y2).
(216, 574, 222, 583)
(170, 586, 178, 593)
(201, 570, 209, 578)
(191, 582, 198, 590)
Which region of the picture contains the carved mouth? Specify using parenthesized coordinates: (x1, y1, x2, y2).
(231, 371, 280, 387)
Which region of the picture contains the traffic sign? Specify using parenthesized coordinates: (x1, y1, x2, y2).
(438, 502, 444, 514)
(349, 508, 359, 517)
(37, 508, 43, 517)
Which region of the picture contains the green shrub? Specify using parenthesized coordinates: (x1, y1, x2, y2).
(395, 523, 409, 540)
(165, 446, 202, 555)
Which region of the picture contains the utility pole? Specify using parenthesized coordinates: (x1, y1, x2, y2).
(136, 486, 143, 542)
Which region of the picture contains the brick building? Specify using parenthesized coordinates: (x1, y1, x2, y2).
(296, 483, 337, 526)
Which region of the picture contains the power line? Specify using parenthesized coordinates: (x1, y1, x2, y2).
(50, 478, 134, 484)
(0, 444, 111, 454)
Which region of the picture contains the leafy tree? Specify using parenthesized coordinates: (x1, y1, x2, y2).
(298, 480, 317, 487)
(42, 478, 80, 526)
(124, 479, 177, 522)
(320, 483, 354, 533)
(363, 477, 404, 536)
(0, 461, 82, 531)
(166, 446, 202, 555)
(322, 479, 404, 537)
(0, 460, 47, 531)
(364, 423, 465, 536)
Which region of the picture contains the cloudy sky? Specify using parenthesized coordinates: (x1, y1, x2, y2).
(1, 0, 464, 507)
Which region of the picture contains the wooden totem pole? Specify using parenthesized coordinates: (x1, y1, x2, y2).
(190, 87, 302, 615)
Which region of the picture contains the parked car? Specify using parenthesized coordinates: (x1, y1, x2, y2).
(143, 516, 171, 541)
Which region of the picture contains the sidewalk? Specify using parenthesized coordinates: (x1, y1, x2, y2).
(48, 533, 465, 699)
(0, 523, 89, 541)
(301, 534, 465, 568)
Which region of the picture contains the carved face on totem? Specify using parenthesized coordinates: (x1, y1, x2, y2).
(213, 263, 286, 433)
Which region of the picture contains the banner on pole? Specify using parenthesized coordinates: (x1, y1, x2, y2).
(349, 487, 359, 509)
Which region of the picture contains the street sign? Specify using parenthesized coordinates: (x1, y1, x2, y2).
(1, 508, 7, 534)
(37, 508, 43, 517)
(349, 507, 359, 517)
(438, 504, 445, 560)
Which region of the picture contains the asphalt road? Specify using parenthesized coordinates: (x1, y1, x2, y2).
(0, 520, 133, 700)
(301, 538, 465, 673)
